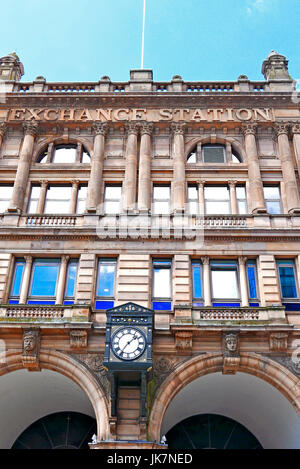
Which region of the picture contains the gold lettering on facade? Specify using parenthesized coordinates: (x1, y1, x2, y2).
(191, 109, 205, 121)
(235, 109, 252, 121)
(78, 109, 93, 121)
(159, 109, 173, 121)
(59, 109, 76, 121)
(131, 109, 147, 120)
(44, 109, 59, 121)
(96, 109, 112, 121)
(114, 109, 130, 120)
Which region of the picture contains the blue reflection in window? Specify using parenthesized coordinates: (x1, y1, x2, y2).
(30, 261, 59, 297)
(65, 261, 78, 298)
(152, 301, 172, 311)
(192, 262, 202, 299)
(278, 265, 297, 298)
(97, 260, 116, 297)
(247, 262, 257, 299)
(11, 260, 25, 297)
(95, 300, 114, 310)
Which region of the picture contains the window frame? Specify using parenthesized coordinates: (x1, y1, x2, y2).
(43, 184, 72, 215)
(276, 259, 299, 300)
(263, 185, 282, 215)
(103, 184, 122, 215)
(187, 185, 199, 215)
(210, 260, 241, 303)
(152, 258, 172, 302)
(192, 260, 203, 303)
(246, 259, 259, 302)
(152, 184, 171, 215)
(64, 259, 79, 302)
(38, 143, 91, 164)
(204, 185, 231, 215)
(0, 184, 14, 213)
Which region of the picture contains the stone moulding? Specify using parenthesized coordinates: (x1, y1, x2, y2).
(0, 305, 91, 323)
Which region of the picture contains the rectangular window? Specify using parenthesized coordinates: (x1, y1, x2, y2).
(152, 259, 172, 310)
(76, 185, 88, 214)
(188, 185, 198, 214)
(9, 259, 25, 302)
(192, 261, 203, 305)
(236, 186, 247, 214)
(205, 186, 230, 214)
(52, 145, 77, 164)
(152, 185, 170, 215)
(27, 185, 41, 214)
(104, 185, 122, 214)
(44, 185, 72, 214)
(64, 260, 78, 304)
(246, 260, 258, 301)
(210, 260, 240, 301)
(264, 186, 282, 214)
(95, 259, 117, 310)
(0, 184, 13, 213)
(277, 260, 298, 299)
(203, 145, 225, 163)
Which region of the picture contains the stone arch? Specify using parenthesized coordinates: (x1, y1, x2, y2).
(185, 136, 246, 163)
(148, 352, 300, 442)
(0, 349, 110, 441)
(33, 136, 94, 163)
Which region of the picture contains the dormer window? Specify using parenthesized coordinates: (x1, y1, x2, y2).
(38, 143, 90, 164)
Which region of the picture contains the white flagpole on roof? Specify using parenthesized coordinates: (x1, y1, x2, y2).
(141, 0, 146, 69)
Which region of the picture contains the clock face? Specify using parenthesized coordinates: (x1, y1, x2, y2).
(111, 327, 146, 361)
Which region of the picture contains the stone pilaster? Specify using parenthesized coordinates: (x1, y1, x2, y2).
(242, 124, 267, 214)
(275, 123, 300, 214)
(0, 123, 7, 154)
(86, 122, 107, 213)
(19, 256, 33, 304)
(291, 123, 300, 182)
(122, 122, 139, 212)
(36, 180, 48, 214)
(229, 180, 238, 214)
(238, 256, 249, 307)
(9, 121, 38, 213)
(70, 180, 80, 214)
(56, 255, 70, 305)
(172, 122, 186, 212)
(138, 122, 153, 212)
(197, 180, 205, 215)
(201, 256, 211, 306)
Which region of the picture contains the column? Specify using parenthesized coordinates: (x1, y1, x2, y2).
(86, 122, 107, 213)
(56, 255, 69, 305)
(242, 124, 267, 214)
(226, 142, 232, 162)
(197, 180, 205, 215)
(291, 123, 300, 185)
(19, 256, 33, 304)
(196, 142, 202, 162)
(172, 122, 186, 212)
(201, 256, 211, 306)
(275, 122, 300, 213)
(238, 257, 249, 307)
(37, 180, 48, 214)
(122, 122, 139, 211)
(76, 143, 82, 163)
(0, 123, 7, 155)
(9, 121, 38, 212)
(297, 255, 300, 297)
(69, 180, 79, 214)
(229, 181, 238, 214)
(138, 122, 153, 211)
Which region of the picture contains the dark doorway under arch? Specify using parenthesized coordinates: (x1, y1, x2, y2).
(166, 414, 263, 449)
(12, 412, 96, 449)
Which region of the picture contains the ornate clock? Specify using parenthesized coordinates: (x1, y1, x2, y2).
(103, 302, 153, 371)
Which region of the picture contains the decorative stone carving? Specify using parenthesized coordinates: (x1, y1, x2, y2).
(261, 51, 292, 81)
(70, 353, 110, 397)
(275, 122, 290, 137)
(23, 121, 38, 137)
(93, 122, 108, 136)
(291, 123, 300, 135)
(126, 121, 139, 135)
(171, 122, 186, 136)
(175, 332, 193, 354)
(242, 123, 257, 136)
(269, 332, 289, 352)
(70, 330, 88, 349)
(140, 121, 153, 136)
(0, 123, 7, 137)
(22, 329, 40, 371)
(222, 332, 240, 375)
(200, 256, 210, 266)
(268, 355, 300, 378)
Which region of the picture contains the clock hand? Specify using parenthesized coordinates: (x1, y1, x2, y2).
(122, 333, 139, 352)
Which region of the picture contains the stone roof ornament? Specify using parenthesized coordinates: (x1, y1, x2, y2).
(0, 52, 24, 81)
(261, 51, 295, 91)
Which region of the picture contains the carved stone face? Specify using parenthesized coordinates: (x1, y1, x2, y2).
(225, 335, 238, 353)
(23, 333, 35, 353)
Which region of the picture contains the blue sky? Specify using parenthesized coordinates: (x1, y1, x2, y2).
(0, 0, 299, 83)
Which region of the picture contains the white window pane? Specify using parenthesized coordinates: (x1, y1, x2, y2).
(236, 186, 246, 199)
(30, 186, 41, 199)
(206, 201, 230, 214)
(82, 151, 90, 163)
(153, 186, 170, 200)
(205, 186, 229, 200)
(105, 186, 122, 199)
(47, 186, 72, 199)
(105, 201, 120, 214)
(78, 186, 88, 198)
(0, 200, 10, 212)
(266, 201, 281, 214)
(53, 147, 76, 163)
(189, 201, 199, 214)
(44, 200, 70, 214)
(212, 270, 239, 299)
(188, 187, 198, 200)
(28, 200, 38, 214)
(187, 152, 196, 163)
(238, 201, 247, 214)
(153, 201, 170, 214)
(153, 268, 171, 298)
(76, 200, 86, 214)
(0, 186, 13, 199)
(264, 187, 280, 200)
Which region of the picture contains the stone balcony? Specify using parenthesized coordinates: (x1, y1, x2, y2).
(0, 304, 91, 325)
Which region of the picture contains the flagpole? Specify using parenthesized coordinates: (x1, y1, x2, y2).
(141, 0, 146, 69)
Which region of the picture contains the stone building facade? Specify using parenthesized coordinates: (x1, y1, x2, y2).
(0, 51, 300, 449)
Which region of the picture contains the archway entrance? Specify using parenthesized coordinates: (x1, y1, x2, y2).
(166, 414, 262, 449)
(12, 412, 96, 449)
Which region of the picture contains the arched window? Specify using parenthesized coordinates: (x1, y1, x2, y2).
(38, 143, 90, 164)
(187, 143, 241, 164)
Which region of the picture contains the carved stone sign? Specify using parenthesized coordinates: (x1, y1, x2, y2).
(5, 107, 274, 123)
(222, 332, 240, 375)
(70, 330, 88, 349)
(269, 332, 289, 352)
(175, 332, 193, 354)
(22, 328, 40, 371)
